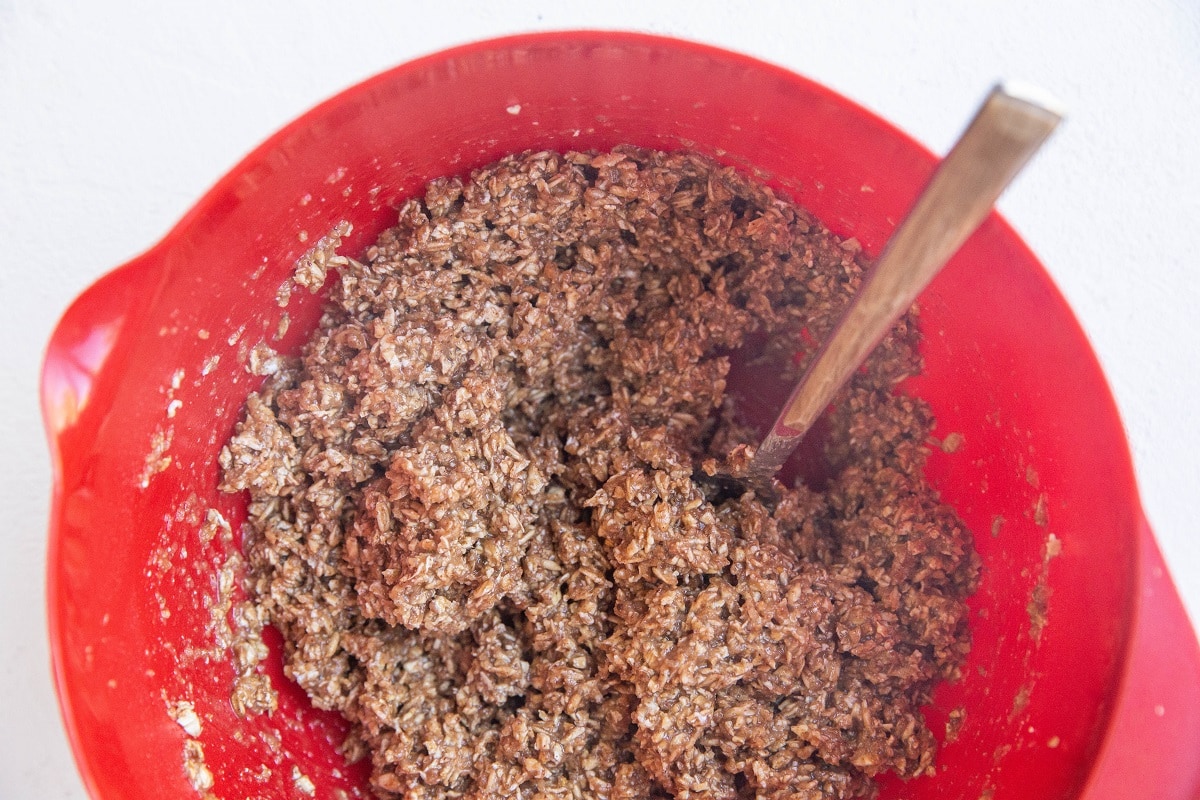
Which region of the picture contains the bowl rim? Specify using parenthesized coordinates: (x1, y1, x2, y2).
(40, 28, 1196, 800)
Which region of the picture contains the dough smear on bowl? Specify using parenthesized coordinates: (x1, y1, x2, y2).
(220, 147, 979, 800)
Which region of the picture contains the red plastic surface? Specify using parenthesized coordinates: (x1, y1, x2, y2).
(41, 31, 1200, 800)
(1080, 518, 1200, 799)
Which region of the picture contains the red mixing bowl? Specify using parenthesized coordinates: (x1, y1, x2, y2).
(41, 31, 1200, 800)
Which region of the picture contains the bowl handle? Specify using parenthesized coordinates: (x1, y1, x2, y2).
(40, 250, 163, 454)
(1081, 516, 1200, 798)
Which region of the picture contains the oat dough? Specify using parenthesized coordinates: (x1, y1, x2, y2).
(221, 147, 979, 800)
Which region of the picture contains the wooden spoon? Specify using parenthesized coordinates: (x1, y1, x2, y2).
(705, 83, 1063, 501)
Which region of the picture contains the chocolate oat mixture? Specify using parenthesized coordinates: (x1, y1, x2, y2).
(220, 147, 979, 800)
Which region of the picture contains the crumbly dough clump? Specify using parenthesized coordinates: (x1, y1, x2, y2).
(221, 147, 979, 800)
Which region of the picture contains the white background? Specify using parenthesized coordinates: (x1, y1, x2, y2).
(2, 1, 1197, 796)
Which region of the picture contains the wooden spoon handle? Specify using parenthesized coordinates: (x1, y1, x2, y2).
(748, 83, 1063, 485)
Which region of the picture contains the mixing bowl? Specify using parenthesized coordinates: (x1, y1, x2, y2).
(41, 31, 1200, 800)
